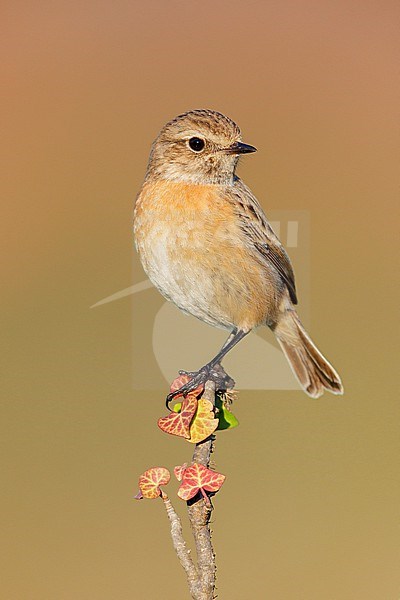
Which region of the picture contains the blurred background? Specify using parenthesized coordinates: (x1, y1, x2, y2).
(1, 1, 399, 598)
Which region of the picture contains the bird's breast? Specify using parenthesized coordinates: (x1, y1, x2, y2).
(134, 179, 278, 329)
(134, 179, 236, 271)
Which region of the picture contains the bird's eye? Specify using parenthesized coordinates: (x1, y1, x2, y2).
(188, 137, 205, 152)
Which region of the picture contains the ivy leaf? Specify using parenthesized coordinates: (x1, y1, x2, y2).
(169, 398, 218, 443)
(170, 374, 204, 399)
(175, 463, 226, 505)
(158, 395, 198, 439)
(136, 467, 170, 500)
(215, 393, 239, 430)
(188, 398, 219, 444)
(173, 463, 187, 482)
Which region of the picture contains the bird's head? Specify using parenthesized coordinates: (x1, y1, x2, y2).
(146, 109, 256, 185)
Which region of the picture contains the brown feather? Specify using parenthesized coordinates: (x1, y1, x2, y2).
(226, 178, 298, 304)
(274, 311, 343, 398)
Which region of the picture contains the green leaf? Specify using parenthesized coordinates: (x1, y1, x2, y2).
(215, 394, 239, 430)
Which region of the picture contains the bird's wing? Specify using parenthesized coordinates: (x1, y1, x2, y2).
(226, 178, 298, 305)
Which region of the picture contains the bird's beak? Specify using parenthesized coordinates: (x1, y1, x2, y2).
(225, 141, 257, 155)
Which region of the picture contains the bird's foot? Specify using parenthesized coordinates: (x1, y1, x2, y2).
(166, 363, 235, 409)
(180, 363, 235, 391)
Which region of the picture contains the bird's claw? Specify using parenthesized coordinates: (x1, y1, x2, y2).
(165, 363, 235, 410)
(166, 366, 210, 409)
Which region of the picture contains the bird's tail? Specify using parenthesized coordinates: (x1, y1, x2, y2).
(273, 310, 343, 398)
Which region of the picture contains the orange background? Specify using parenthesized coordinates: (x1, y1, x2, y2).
(2, 1, 399, 598)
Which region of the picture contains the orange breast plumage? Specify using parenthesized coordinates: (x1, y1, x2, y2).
(134, 180, 275, 330)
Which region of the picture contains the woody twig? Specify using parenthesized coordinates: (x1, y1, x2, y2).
(136, 377, 235, 599)
(160, 380, 217, 599)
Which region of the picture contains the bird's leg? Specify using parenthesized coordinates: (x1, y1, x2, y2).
(166, 329, 249, 408)
(178, 329, 237, 378)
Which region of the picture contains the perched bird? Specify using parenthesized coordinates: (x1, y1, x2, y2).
(134, 109, 343, 401)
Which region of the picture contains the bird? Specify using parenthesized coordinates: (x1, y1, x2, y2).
(133, 109, 343, 403)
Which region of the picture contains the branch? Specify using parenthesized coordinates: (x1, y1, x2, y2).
(163, 380, 218, 600)
(187, 381, 217, 599)
(162, 493, 201, 598)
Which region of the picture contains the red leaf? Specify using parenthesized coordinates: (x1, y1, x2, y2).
(170, 374, 204, 399)
(137, 467, 170, 499)
(158, 395, 198, 439)
(173, 463, 187, 482)
(175, 463, 225, 505)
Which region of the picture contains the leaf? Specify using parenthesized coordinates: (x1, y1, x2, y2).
(188, 398, 219, 444)
(170, 374, 190, 394)
(170, 374, 204, 399)
(137, 467, 171, 500)
(215, 393, 239, 430)
(172, 392, 237, 439)
(175, 463, 226, 505)
(170, 398, 218, 443)
(173, 463, 187, 482)
(158, 395, 198, 439)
